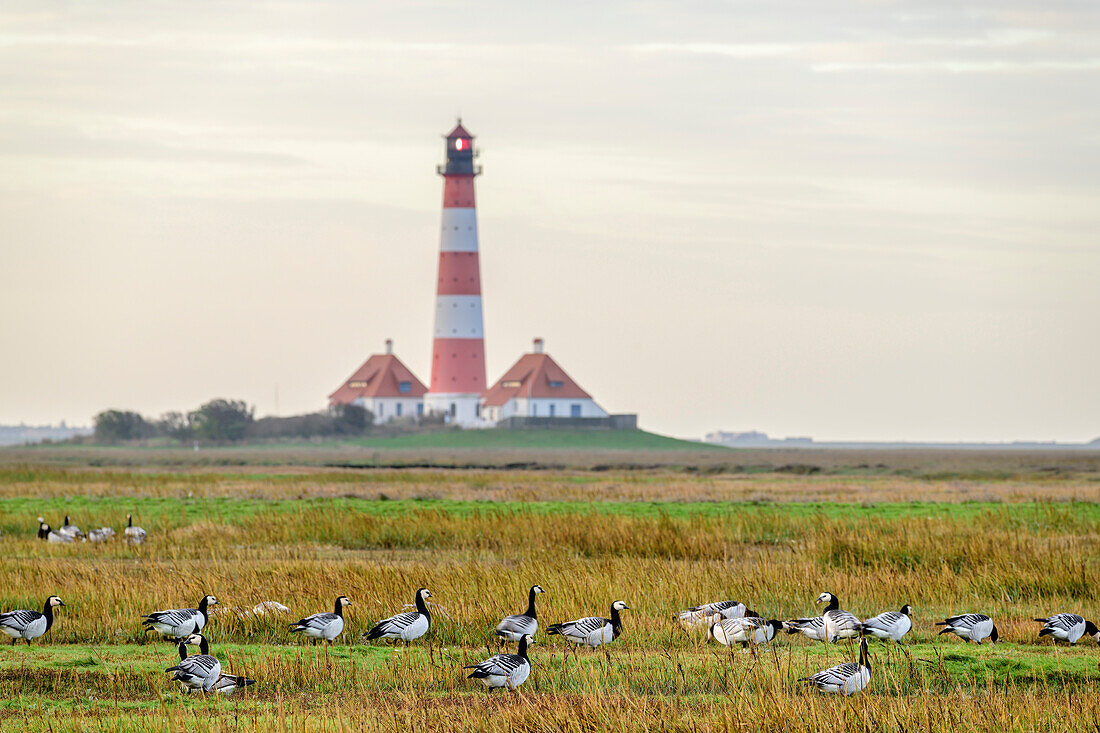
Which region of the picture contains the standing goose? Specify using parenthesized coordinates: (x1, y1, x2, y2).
(816, 592, 861, 643)
(365, 588, 432, 645)
(710, 616, 783, 649)
(38, 523, 73, 544)
(142, 595, 218, 639)
(58, 515, 82, 540)
(0, 596, 64, 645)
(495, 585, 544, 643)
(784, 617, 827, 642)
(290, 596, 351, 644)
(800, 637, 872, 695)
(1034, 614, 1099, 645)
(165, 633, 221, 693)
(861, 605, 913, 643)
(547, 601, 629, 649)
(936, 613, 999, 644)
(211, 674, 256, 695)
(464, 634, 534, 691)
(124, 514, 147, 545)
(677, 600, 747, 629)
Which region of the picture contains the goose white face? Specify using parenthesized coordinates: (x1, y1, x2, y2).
(337, 596, 352, 607)
(815, 593, 833, 605)
(523, 634, 536, 645)
(185, 633, 203, 645)
(205, 595, 219, 606)
(419, 589, 432, 600)
(532, 585, 545, 594)
(48, 596, 65, 608)
(612, 601, 629, 611)
(901, 605, 912, 615)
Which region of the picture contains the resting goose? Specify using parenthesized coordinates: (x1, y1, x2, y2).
(861, 605, 913, 643)
(784, 617, 827, 642)
(464, 634, 534, 691)
(124, 514, 147, 545)
(290, 596, 351, 644)
(365, 588, 431, 645)
(38, 523, 73, 544)
(710, 616, 783, 648)
(1034, 614, 1099, 645)
(800, 637, 872, 695)
(86, 527, 115, 543)
(547, 600, 629, 649)
(58, 516, 82, 540)
(936, 613, 998, 644)
(0, 595, 64, 645)
(166, 633, 221, 693)
(816, 592, 861, 643)
(495, 585, 544, 643)
(142, 595, 218, 639)
(211, 674, 256, 695)
(678, 600, 747, 629)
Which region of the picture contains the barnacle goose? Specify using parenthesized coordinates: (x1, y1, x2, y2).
(86, 527, 115, 543)
(0, 596, 64, 645)
(58, 516, 83, 540)
(710, 615, 783, 648)
(465, 634, 534, 691)
(800, 637, 871, 695)
(165, 633, 221, 693)
(211, 674, 256, 695)
(1034, 614, 1099, 645)
(495, 585, 544, 643)
(936, 613, 999, 644)
(861, 605, 913, 643)
(142, 595, 218, 639)
(365, 588, 431, 645)
(547, 601, 629, 649)
(815, 592, 861, 643)
(784, 617, 827, 642)
(677, 599, 747, 630)
(38, 523, 73, 543)
(290, 596, 351, 644)
(124, 514, 147, 545)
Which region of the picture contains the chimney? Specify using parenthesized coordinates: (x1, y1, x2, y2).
(533, 337, 544, 354)
(385, 338, 393, 355)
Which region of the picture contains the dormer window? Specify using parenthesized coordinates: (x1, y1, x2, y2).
(549, 380, 564, 388)
(502, 380, 521, 388)
(349, 380, 367, 388)
(399, 381, 412, 394)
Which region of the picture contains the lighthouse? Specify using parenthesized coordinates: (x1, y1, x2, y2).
(424, 120, 487, 425)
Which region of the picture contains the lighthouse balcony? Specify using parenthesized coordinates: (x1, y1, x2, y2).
(437, 163, 482, 176)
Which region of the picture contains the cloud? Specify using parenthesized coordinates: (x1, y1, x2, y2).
(812, 59, 1100, 73)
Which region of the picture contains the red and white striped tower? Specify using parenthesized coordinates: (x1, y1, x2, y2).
(424, 120, 486, 425)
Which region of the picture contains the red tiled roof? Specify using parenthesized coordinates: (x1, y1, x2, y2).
(329, 354, 428, 404)
(482, 352, 593, 407)
(446, 121, 473, 139)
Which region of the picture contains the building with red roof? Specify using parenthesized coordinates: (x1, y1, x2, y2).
(328, 339, 427, 422)
(480, 338, 608, 425)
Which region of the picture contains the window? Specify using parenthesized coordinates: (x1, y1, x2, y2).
(571, 404, 581, 418)
(549, 404, 555, 417)
(531, 404, 537, 417)
(549, 380, 563, 388)
(449, 403, 456, 417)
(377, 403, 384, 417)
(502, 380, 521, 389)
(399, 381, 411, 394)
(349, 380, 367, 388)
(396, 403, 403, 417)
(417, 403, 424, 417)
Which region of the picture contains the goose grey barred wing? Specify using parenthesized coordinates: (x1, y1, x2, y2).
(172, 654, 220, 678)
(143, 609, 199, 628)
(941, 613, 986, 628)
(296, 612, 338, 630)
(808, 662, 861, 686)
(465, 653, 524, 677)
(0, 610, 42, 631)
(864, 611, 904, 629)
(1047, 613, 1084, 631)
(495, 614, 537, 637)
(688, 600, 742, 615)
(368, 611, 420, 635)
(549, 617, 607, 636)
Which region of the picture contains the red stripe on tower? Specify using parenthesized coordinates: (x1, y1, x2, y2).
(424, 120, 487, 426)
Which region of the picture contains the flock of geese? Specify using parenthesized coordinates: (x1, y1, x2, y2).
(3, 584, 1098, 696)
(36, 514, 146, 544)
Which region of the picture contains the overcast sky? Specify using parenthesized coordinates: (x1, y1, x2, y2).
(2, 1, 1098, 441)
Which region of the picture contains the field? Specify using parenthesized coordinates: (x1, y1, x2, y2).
(2, 448, 1100, 731)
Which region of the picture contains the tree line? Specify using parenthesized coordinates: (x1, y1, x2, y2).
(92, 399, 372, 444)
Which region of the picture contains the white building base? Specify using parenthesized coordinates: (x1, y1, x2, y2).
(424, 393, 484, 427)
